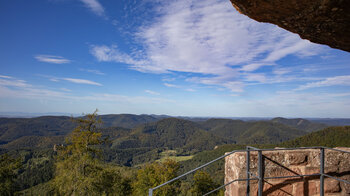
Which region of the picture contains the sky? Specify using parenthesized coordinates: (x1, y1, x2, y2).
(1, 0, 350, 118)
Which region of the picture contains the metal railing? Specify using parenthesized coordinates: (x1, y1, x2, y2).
(148, 146, 350, 196)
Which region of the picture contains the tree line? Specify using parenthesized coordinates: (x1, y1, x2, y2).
(0, 111, 221, 196)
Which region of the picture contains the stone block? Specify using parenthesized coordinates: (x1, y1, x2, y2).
(324, 178, 340, 193)
(225, 148, 350, 196)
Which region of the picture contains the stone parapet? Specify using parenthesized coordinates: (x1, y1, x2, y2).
(225, 147, 350, 196)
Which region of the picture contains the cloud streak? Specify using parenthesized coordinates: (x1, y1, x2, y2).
(62, 78, 102, 86)
(35, 55, 71, 64)
(39, 75, 102, 86)
(80, 68, 105, 75)
(296, 75, 350, 91)
(144, 90, 160, 95)
(0, 76, 173, 105)
(79, 0, 105, 17)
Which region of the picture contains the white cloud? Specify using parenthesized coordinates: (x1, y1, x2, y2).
(79, 0, 105, 16)
(185, 88, 196, 92)
(0, 76, 173, 105)
(0, 77, 30, 88)
(0, 77, 68, 99)
(296, 75, 350, 91)
(39, 75, 103, 86)
(62, 78, 102, 86)
(35, 55, 71, 64)
(80, 68, 105, 75)
(164, 83, 180, 88)
(243, 73, 267, 83)
(60, 88, 72, 92)
(90, 0, 322, 92)
(144, 90, 160, 95)
(188, 75, 244, 92)
(0, 75, 13, 79)
(273, 68, 291, 75)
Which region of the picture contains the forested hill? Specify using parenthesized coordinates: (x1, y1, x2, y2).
(110, 118, 231, 152)
(270, 117, 328, 132)
(1, 113, 349, 195)
(0, 114, 162, 145)
(0, 116, 75, 144)
(281, 126, 350, 147)
(0, 115, 333, 150)
(200, 118, 307, 144)
(99, 114, 161, 128)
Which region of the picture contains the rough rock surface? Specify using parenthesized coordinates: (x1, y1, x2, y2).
(225, 147, 350, 196)
(230, 0, 350, 52)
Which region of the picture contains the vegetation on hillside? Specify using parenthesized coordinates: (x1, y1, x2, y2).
(0, 153, 21, 195)
(0, 113, 349, 195)
(281, 126, 350, 147)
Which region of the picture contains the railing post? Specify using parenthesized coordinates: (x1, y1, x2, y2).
(149, 188, 153, 196)
(320, 147, 325, 196)
(258, 150, 264, 196)
(246, 147, 250, 196)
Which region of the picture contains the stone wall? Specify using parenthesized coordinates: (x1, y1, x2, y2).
(225, 148, 350, 196)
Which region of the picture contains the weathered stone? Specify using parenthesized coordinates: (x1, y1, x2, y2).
(225, 148, 350, 195)
(324, 178, 340, 193)
(230, 0, 350, 52)
(286, 152, 307, 165)
(308, 181, 319, 196)
(263, 182, 293, 196)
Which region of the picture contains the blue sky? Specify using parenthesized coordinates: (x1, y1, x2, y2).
(1, 0, 350, 117)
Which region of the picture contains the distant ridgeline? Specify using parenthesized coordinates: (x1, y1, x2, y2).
(1, 115, 349, 157)
(0, 114, 350, 194)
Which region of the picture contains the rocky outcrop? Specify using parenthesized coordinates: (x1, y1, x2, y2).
(225, 148, 350, 195)
(230, 0, 350, 52)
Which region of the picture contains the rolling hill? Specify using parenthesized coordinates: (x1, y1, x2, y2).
(281, 126, 350, 147)
(0, 116, 75, 144)
(270, 117, 328, 132)
(0, 114, 161, 146)
(200, 118, 307, 144)
(111, 118, 232, 152)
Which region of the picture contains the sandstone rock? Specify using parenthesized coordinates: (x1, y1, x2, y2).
(324, 178, 340, 193)
(225, 148, 350, 195)
(230, 0, 350, 52)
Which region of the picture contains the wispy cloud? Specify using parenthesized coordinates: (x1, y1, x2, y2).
(0, 78, 30, 88)
(0, 76, 68, 99)
(90, 0, 322, 92)
(144, 90, 160, 95)
(62, 78, 102, 86)
(0, 75, 13, 79)
(39, 75, 102, 86)
(0, 76, 173, 105)
(60, 88, 72, 92)
(296, 75, 350, 91)
(163, 83, 180, 88)
(185, 88, 196, 92)
(35, 55, 71, 64)
(80, 68, 105, 75)
(79, 0, 105, 17)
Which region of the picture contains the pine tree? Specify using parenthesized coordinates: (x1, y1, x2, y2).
(52, 110, 131, 195)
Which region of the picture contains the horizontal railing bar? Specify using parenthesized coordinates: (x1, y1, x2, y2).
(248, 146, 322, 152)
(151, 149, 246, 190)
(323, 147, 350, 154)
(246, 146, 261, 150)
(203, 178, 259, 196)
(265, 173, 320, 180)
(324, 174, 350, 185)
